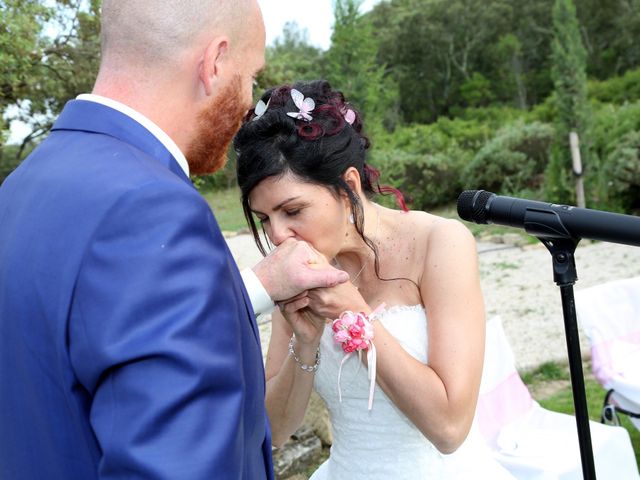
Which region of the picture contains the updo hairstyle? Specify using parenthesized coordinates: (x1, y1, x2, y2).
(233, 80, 406, 256)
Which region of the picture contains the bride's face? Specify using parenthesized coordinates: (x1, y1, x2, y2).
(248, 173, 350, 259)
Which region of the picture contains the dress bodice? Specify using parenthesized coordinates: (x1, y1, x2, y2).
(311, 305, 445, 479)
(310, 305, 515, 480)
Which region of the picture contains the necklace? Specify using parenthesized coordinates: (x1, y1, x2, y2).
(351, 261, 367, 285)
(339, 205, 380, 287)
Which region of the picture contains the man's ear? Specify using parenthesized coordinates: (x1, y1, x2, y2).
(198, 36, 229, 97)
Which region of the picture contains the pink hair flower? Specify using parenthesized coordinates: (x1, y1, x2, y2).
(287, 89, 315, 122)
(342, 108, 356, 125)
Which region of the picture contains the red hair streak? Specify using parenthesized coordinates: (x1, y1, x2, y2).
(364, 164, 409, 212)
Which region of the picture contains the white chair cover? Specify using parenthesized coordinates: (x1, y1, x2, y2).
(476, 316, 639, 479)
(576, 276, 640, 430)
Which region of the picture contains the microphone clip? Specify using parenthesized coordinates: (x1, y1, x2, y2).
(538, 236, 580, 287)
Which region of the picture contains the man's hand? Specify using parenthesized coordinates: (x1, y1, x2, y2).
(252, 238, 349, 303)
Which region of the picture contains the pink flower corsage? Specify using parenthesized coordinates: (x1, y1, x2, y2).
(332, 303, 386, 410)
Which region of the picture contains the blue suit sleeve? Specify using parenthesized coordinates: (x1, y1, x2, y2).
(69, 181, 254, 479)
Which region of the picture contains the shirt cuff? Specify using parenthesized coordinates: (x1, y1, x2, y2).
(241, 268, 275, 316)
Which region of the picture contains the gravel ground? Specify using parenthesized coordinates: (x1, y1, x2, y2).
(226, 233, 640, 371)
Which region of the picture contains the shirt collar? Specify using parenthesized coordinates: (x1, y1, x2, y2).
(76, 93, 190, 177)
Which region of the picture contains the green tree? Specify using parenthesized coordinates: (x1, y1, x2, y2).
(575, 0, 640, 79)
(256, 22, 324, 91)
(505, 0, 555, 107)
(370, 0, 512, 122)
(1, 0, 100, 170)
(0, 0, 51, 146)
(323, 0, 398, 133)
(458, 73, 494, 109)
(546, 0, 589, 203)
(491, 34, 527, 109)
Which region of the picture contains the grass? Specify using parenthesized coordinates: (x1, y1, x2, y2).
(522, 360, 569, 385)
(523, 360, 640, 472)
(201, 187, 248, 233)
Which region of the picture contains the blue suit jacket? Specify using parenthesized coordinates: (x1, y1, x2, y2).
(0, 100, 274, 479)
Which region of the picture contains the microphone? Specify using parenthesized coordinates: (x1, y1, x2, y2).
(457, 190, 640, 247)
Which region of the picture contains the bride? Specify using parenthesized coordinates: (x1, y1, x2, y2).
(233, 80, 513, 479)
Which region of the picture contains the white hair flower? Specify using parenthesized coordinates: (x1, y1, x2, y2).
(286, 89, 315, 122)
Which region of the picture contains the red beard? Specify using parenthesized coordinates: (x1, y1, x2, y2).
(186, 76, 246, 176)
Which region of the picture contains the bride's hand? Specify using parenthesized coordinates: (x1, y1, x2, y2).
(305, 281, 370, 320)
(279, 295, 327, 346)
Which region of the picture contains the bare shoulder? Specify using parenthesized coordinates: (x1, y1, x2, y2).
(380, 209, 476, 255)
(386, 209, 440, 239)
(419, 216, 479, 279)
(425, 217, 477, 253)
(415, 217, 481, 307)
(374, 208, 479, 300)
(392, 210, 475, 246)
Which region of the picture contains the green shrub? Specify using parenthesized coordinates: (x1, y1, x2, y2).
(458, 72, 494, 108)
(376, 123, 453, 154)
(371, 117, 491, 209)
(462, 121, 555, 195)
(590, 101, 640, 163)
(527, 94, 557, 124)
(376, 116, 491, 154)
(192, 152, 239, 192)
(0, 144, 33, 184)
(432, 117, 492, 151)
(600, 130, 640, 212)
(370, 147, 470, 210)
(458, 105, 525, 128)
(588, 68, 640, 105)
(526, 68, 640, 128)
(583, 101, 640, 210)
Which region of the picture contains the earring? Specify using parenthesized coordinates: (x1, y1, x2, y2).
(348, 213, 355, 224)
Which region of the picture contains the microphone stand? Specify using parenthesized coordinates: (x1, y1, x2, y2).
(538, 236, 596, 480)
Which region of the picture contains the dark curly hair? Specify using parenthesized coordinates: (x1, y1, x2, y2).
(233, 80, 407, 259)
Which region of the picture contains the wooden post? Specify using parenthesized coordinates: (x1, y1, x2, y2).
(569, 132, 586, 208)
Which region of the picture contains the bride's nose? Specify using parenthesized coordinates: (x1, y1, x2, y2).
(269, 219, 295, 246)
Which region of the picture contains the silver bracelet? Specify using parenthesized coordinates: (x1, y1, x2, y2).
(288, 335, 320, 373)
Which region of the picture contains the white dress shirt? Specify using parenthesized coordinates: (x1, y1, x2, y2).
(76, 94, 275, 316)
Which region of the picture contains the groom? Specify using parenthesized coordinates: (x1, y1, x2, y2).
(0, 1, 347, 479)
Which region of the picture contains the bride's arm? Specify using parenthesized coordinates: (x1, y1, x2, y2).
(302, 220, 483, 454)
(264, 307, 323, 448)
(371, 219, 484, 454)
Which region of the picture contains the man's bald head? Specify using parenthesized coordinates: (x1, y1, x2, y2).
(99, 0, 255, 69)
(94, 0, 265, 170)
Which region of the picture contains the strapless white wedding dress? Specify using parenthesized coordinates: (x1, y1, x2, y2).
(310, 305, 515, 480)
